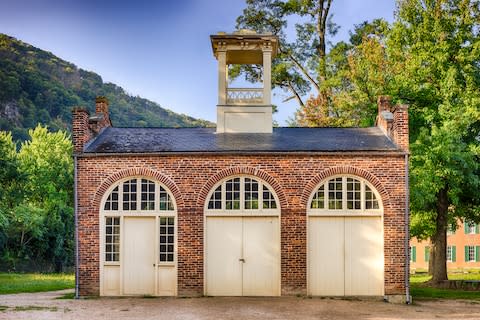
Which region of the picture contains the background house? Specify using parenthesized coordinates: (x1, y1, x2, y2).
(410, 220, 480, 272)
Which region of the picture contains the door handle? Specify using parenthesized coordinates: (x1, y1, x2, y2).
(239, 258, 245, 263)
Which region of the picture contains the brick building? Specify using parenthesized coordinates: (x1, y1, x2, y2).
(73, 31, 410, 302)
(410, 220, 480, 271)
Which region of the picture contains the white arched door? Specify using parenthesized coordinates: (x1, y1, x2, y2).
(100, 177, 177, 296)
(307, 176, 384, 296)
(204, 176, 281, 296)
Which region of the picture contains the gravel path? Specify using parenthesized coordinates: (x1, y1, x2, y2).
(1, 290, 480, 320)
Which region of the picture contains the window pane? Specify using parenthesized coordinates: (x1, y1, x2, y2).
(365, 185, 379, 210)
(328, 178, 343, 209)
(159, 217, 175, 262)
(346, 178, 361, 210)
(141, 179, 155, 210)
(311, 185, 325, 209)
(226, 178, 240, 210)
(244, 178, 259, 210)
(159, 186, 174, 211)
(104, 186, 119, 211)
(446, 246, 452, 261)
(123, 179, 137, 210)
(468, 246, 475, 262)
(262, 186, 277, 209)
(208, 185, 222, 210)
(105, 216, 120, 262)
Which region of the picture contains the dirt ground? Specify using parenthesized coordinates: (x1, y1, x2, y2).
(1, 290, 480, 320)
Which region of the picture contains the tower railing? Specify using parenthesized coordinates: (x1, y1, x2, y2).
(226, 88, 264, 105)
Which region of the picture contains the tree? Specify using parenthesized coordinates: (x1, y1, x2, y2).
(294, 18, 392, 127)
(388, 0, 480, 282)
(17, 125, 74, 271)
(234, 0, 336, 109)
(0, 131, 24, 260)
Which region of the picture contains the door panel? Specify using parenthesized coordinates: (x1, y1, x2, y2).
(243, 217, 280, 296)
(157, 266, 176, 296)
(123, 217, 155, 295)
(308, 216, 383, 296)
(345, 217, 383, 295)
(205, 217, 243, 296)
(308, 217, 345, 295)
(103, 265, 120, 296)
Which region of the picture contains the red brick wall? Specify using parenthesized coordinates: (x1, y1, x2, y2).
(76, 153, 408, 296)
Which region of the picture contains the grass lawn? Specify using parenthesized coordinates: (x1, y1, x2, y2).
(410, 271, 480, 300)
(0, 273, 74, 294)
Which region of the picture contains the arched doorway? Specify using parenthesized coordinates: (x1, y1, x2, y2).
(100, 177, 177, 296)
(204, 175, 281, 296)
(307, 175, 384, 296)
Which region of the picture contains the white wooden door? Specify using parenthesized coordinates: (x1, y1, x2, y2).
(205, 217, 243, 296)
(308, 217, 345, 295)
(308, 216, 383, 296)
(205, 217, 280, 296)
(345, 217, 383, 295)
(243, 217, 280, 296)
(123, 217, 156, 295)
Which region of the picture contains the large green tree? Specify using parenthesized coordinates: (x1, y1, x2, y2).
(235, 1, 395, 126)
(0, 131, 24, 258)
(18, 125, 74, 271)
(0, 126, 74, 271)
(388, 0, 480, 282)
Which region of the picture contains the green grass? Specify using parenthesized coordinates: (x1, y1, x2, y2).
(55, 292, 75, 299)
(0, 273, 74, 294)
(410, 271, 480, 300)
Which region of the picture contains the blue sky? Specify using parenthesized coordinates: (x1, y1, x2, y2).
(0, 0, 396, 125)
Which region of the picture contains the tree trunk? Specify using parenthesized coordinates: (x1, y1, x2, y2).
(428, 249, 434, 275)
(430, 187, 449, 283)
(316, 0, 331, 83)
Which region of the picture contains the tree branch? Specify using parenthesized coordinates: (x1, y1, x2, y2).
(286, 80, 305, 107)
(279, 45, 320, 92)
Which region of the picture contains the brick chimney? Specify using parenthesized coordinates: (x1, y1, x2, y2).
(376, 96, 409, 152)
(392, 104, 409, 151)
(72, 107, 92, 153)
(72, 97, 112, 153)
(89, 96, 112, 134)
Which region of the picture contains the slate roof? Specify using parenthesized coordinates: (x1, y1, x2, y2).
(83, 127, 401, 154)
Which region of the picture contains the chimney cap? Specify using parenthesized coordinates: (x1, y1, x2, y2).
(95, 96, 109, 104)
(72, 106, 89, 114)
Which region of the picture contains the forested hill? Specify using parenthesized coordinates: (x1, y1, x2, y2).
(0, 34, 213, 141)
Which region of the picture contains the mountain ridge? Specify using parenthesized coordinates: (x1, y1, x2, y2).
(0, 33, 213, 141)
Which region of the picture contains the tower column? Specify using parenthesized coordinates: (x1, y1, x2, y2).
(262, 45, 272, 106)
(217, 46, 227, 105)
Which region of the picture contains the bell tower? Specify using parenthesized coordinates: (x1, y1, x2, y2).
(210, 30, 278, 133)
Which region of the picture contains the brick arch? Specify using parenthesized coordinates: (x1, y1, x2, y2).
(301, 166, 391, 210)
(92, 167, 184, 210)
(196, 166, 288, 209)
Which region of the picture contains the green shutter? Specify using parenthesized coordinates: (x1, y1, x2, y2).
(465, 246, 469, 262)
(476, 224, 480, 234)
(412, 246, 416, 262)
(476, 246, 480, 262)
(424, 246, 430, 262)
(452, 246, 456, 262)
(465, 222, 469, 234)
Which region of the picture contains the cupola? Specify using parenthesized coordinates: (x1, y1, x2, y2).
(210, 30, 279, 133)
